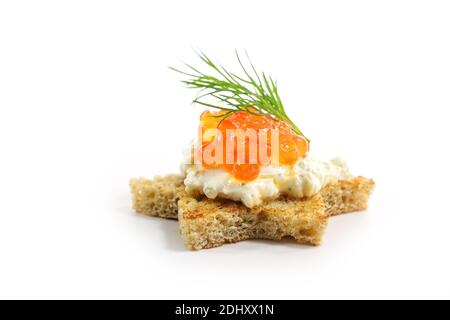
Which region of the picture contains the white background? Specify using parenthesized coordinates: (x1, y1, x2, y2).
(1, 1, 449, 300)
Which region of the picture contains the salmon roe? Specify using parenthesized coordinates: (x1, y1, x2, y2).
(198, 110, 309, 181)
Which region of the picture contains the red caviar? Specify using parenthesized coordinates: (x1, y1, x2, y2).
(198, 110, 309, 181)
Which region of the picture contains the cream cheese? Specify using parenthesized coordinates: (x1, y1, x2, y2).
(181, 146, 352, 208)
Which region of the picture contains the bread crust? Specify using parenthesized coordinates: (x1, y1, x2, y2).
(321, 176, 375, 216)
(130, 175, 374, 219)
(130, 175, 374, 250)
(130, 175, 184, 219)
(178, 192, 328, 250)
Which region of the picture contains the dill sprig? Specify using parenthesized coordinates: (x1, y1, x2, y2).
(170, 50, 308, 141)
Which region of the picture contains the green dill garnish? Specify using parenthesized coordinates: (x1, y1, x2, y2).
(170, 50, 308, 141)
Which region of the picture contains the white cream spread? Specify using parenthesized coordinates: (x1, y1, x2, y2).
(181, 145, 352, 208)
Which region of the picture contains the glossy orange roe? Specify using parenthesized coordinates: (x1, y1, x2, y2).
(198, 110, 309, 181)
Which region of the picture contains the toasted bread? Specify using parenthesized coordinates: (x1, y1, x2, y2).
(178, 191, 328, 250)
(130, 175, 374, 219)
(321, 176, 375, 216)
(130, 175, 183, 219)
(130, 174, 374, 250)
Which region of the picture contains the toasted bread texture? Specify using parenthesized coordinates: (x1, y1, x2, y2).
(129, 175, 374, 250)
(178, 192, 328, 250)
(130, 175, 183, 219)
(176, 176, 374, 250)
(321, 176, 375, 216)
(130, 175, 374, 220)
